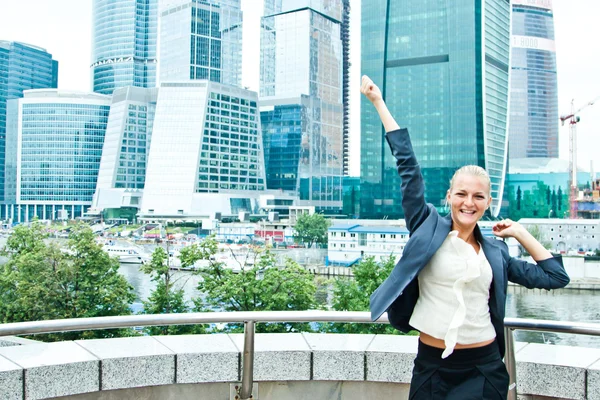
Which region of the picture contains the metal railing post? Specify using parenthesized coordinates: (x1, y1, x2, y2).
(504, 326, 517, 400)
(239, 320, 255, 400)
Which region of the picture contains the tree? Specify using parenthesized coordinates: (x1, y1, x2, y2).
(139, 246, 205, 335)
(194, 245, 317, 333)
(0, 222, 136, 341)
(326, 256, 404, 335)
(293, 213, 330, 248)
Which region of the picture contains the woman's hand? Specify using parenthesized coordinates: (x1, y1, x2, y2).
(361, 75, 383, 104)
(493, 218, 553, 261)
(360, 75, 399, 132)
(492, 218, 525, 239)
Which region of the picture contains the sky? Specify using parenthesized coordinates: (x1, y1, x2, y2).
(0, 0, 598, 178)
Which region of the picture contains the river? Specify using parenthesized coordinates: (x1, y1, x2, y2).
(118, 263, 600, 348)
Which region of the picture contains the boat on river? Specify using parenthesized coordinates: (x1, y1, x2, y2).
(101, 242, 151, 264)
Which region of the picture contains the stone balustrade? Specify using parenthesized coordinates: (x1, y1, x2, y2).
(0, 333, 600, 399)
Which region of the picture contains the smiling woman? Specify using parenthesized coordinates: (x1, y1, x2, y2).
(360, 75, 570, 399)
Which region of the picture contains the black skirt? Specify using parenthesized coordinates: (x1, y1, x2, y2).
(409, 339, 509, 400)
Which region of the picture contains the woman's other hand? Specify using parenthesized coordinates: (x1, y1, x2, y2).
(361, 75, 383, 104)
(492, 218, 525, 239)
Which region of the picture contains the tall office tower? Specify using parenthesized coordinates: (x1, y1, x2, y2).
(360, 0, 511, 218)
(91, 0, 158, 95)
(0, 41, 58, 212)
(159, 0, 243, 86)
(260, 0, 344, 213)
(139, 81, 267, 218)
(509, 0, 558, 159)
(341, 0, 350, 176)
(92, 86, 158, 214)
(3, 90, 110, 222)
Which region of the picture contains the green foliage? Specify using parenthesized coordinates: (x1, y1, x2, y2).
(507, 182, 570, 220)
(139, 244, 208, 335)
(327, 256, 400, 334)
(195, 249, 317, 333)
(178, 236, 218, 269)
(293, 213, 330, 248)
(0, 222, 136, 341)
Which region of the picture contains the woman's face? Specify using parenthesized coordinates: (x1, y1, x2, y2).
(446, 173, 492, 232)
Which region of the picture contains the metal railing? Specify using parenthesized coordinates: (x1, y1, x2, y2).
(2, 312, 600, 400)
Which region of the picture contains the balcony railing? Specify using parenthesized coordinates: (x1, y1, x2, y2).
(2, 311, 600, 400)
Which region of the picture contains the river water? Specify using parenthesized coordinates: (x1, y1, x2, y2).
(118, 263, 600, 348)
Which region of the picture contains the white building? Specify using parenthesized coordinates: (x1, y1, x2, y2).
(139, 80, 295, 220)
(328, 224, 410, 266)
(518, 218, 600, 254)
(328, 221, 504, 266)
(92, 86, 158, 213)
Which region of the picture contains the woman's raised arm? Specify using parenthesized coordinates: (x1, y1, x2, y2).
(360, 75, 400, 132)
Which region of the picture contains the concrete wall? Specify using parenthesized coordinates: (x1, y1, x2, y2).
(1, 333, 600, 400)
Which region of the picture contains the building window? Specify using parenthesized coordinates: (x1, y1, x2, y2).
(341, 232, 346, 237)
(391, 234, 396, 239)
(380, 234, 385, 239)
(359, 234, 367, 246)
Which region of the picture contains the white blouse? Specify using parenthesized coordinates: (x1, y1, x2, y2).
(409, 230, 496, 358)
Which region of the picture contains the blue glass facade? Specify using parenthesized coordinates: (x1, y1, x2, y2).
(92, 0, 158, 95)
(509, 1, 558, 158)
(0, 41, 58, 208)
(260, 1, 345, 213)
(261, 104, 303, 192)
(4, 92, 110, 222)
(360, 0, 510, 218)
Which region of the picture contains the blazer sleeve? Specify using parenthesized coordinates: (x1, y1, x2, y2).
(500, 241, 570, 289)
(385, 128, 429, 233)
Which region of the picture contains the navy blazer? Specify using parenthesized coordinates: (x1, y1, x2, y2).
(369, 128, 570, 357)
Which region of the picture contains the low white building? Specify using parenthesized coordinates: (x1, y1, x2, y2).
(328, 224, 410, 266)
(518, 218, 600, 254)
(328, 221, 503, 266)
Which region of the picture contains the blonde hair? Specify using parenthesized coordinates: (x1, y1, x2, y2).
(449, 165, 491, 196)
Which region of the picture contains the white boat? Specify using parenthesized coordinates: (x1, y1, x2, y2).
(167, 244, 257, 272)
(103, 245, 151, 264)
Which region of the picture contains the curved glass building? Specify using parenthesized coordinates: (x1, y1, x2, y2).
(509, 0, 558, 159)
(4, 90, 110, 222)
(360, 0, 511, 218)
(91, 0, 158, 95)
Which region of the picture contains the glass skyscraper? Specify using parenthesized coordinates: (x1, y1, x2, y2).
(509, 0, 558, 159)
(3, 90, 110, 222)
(159, 0, 243, 86)
(0, 41, 58, 209)
(360, 0, 511, 218)
(260, 0, 344, 213)
(91, 0, 158, 95)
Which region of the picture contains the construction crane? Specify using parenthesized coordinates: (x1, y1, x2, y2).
(559, 95, 600, 218)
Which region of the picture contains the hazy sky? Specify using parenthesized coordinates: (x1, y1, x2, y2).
(0, 0, 598, 178)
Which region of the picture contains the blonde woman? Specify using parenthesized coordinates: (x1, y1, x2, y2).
(361, 75, 569, 399)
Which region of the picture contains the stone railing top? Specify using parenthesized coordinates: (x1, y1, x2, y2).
(1, 334, 600, 399)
